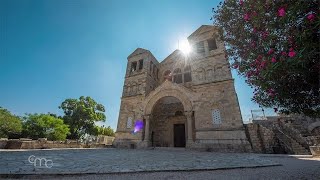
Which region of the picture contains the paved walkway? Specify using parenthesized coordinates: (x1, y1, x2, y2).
(0, 148, 280, 176)
(48, 156, 320, 180)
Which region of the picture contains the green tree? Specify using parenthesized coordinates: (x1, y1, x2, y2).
(22, 114, 70, 140)
(93, 125, 115, 137)
(213, 0, 319, 117)
(0, 107, 22, 138)
(59, 96, 106, 139)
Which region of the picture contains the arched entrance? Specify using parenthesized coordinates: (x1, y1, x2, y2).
(149, 96, 186, 147)
(141, 81, 194, 148)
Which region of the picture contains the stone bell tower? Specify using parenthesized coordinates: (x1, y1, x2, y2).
(114, 48, 160, 147)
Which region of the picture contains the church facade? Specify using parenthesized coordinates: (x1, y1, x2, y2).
(114, 25, 251, 152)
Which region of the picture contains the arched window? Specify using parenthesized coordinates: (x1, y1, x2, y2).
(127, 117, 133, 128)
(163, 70, 172, 81)
(212, 109, 222, 125)
(127, 86, 131, 96)
(173, 68, 182, 84)
(184, 65, 192, 82)
(206, 68, 213, 80)
(175, 111, 183, 116)
(132, 84, 137, 94)
(196, 68, 205, 81)
(208, 38, 217, 51)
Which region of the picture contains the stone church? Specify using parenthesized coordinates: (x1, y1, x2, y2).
(114, 25, 251, 152)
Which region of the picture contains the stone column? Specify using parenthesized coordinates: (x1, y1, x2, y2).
(144, 115, 150, 143)
(185, 111, 193, 144)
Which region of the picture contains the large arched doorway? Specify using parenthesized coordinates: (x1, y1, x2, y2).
(142, 82, 194, 148)
(149, 96, 186, 147)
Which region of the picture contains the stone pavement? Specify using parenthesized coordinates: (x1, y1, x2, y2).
(0, 148, 280, 175)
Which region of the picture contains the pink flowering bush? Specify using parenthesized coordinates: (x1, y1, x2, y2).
(213, 0, 319, 117)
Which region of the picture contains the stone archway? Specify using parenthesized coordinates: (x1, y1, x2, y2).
(144, 89, 193, 115)
(142, 81, 194, 147)
(308, 121, 320, 136)
(149, 96, 186, 147)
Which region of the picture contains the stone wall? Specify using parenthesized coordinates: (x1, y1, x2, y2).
(192, 80, 243, 130)
(245, 124, 276, 153)
(0, 138, 114, 149)
(1, 139, 82, 149)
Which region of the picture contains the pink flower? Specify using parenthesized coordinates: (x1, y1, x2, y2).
(244, 13, 250, 21)
(271, 57, 277, 63)
(268, 49, 274, 55)
(239, 0, 244, 6)
(233, 64, 239, 69)
(260, 61, 267, 68)
(288, 48, 296, 57)
(278, 7, 286, 17)
(307, 13, 315, 22)
(257, 55, 263, 60)
(288, 51, 296, 57)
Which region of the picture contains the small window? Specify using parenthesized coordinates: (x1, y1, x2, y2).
(131, 62, 137, 73)
(173, 68, 182, 84)
(138, 59, 143, 70)
(127, 117, 133, 128)
(212, 109, 222, 125)
(208, 38, 217, 51)
(196, 41, 205, 56)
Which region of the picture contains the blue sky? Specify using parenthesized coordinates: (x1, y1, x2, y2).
(0, 0, 263, 129)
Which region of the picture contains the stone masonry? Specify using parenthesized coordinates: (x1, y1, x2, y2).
(114, 25, 251, 152)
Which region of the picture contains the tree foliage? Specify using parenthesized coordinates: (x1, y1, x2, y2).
(59, 96, 106, 139)
(22, 114, 70, 140)
(213, 0, 320, 117)
(91, 125, 115, 137)
(0, 107, 22, 138)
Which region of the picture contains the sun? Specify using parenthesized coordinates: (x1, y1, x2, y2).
(179, 39, 191, 55)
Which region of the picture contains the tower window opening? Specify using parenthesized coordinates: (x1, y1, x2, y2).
(138, 59, 144, 70)
(208, 38, 217, 51)
(196, 41, 205, 56)
(131, 62, 137, 73)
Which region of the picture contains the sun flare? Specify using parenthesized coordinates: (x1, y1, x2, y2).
(179, 39, 191, 55)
